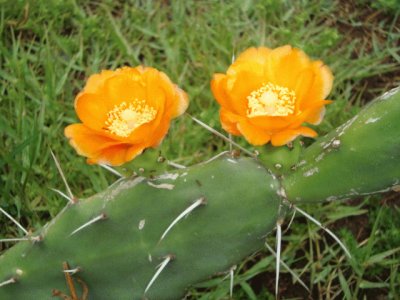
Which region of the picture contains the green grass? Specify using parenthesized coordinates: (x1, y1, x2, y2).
(1, 0, 399, 298)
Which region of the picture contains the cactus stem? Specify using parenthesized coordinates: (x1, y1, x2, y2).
(229, 265, 236, 298)
(294, 206, 351, 258)
(159, 197, 206, 242)
(0, 207, 28, 235)
(0, 277, 17, 288)
(265, 242, 310, 293)
(187, 114, 256, 157)
(275, 221, 282, 298)
(144, 254, 175, 294)
(70, 213, 107, 236)
(99, 164, 124, 178)
(50, 150, 76, 204)
(167, 160, 187, 169)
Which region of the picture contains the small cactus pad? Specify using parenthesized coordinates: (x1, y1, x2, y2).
(283, 87, 400, 202)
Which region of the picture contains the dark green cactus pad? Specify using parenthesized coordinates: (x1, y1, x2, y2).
(0, 156, 281, 299)
(284, 87, 400, 202)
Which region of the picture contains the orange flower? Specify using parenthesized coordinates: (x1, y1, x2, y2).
(211, 45, 333, 146)
(65, 66, 188, 166)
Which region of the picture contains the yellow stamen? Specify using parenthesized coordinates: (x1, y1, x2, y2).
(247, 83, 296, 117)
(105, 100, 157, 137)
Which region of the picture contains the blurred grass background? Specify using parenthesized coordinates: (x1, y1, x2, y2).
(0, 0, 399, 299)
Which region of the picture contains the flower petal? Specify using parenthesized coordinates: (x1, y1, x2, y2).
(88, 144, 144, 166)
(226, 70, 264, 115)
(247, 100, 329, 133)
(311, 61, 334, 99)
(294, 68, 316, 111)
(248, 115, 294, 132)
(123, 101, 167, 144)
(171, 86, 189, 118)
(300, 62, 333, 109)
(271, 126, 317, 146)
(154, 71, 188, 118)
(220, 108, 241, 136)
(83, 70, 115, 93)
(230, 47, 271, 78)
(274, 47, 311, 90)
(104, 73, 147, 106)
(290, 100, 332, 128)
(65, 124, 125, 157)
(234, 47, 271, 65)
(265, 45, 293, 84)
(237, 120, 271, 146)
(211, 73, 230, 109)
(221, 47, 274, 115)
(74, 93, 110, 130)
(307, 105, 326, 125)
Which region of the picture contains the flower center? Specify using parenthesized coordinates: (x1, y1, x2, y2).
(105, 100, 157, 137)
(247, 83, 296, 117)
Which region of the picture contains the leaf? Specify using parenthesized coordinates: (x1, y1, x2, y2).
(338, 270, 352, 300)
(239, 282, 258, 300)
(359, 280, 390, 289)
(364, 247, 400, 266)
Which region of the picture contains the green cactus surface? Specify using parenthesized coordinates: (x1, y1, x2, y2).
(283, 87, 400, 203)
(0, 156, 281, 299)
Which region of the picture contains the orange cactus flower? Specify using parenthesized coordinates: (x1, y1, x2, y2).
(65, 66, 188, 166)
(211, 45, 333, 146)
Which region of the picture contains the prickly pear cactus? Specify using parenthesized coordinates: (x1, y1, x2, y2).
(0, 88, 399, 299)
